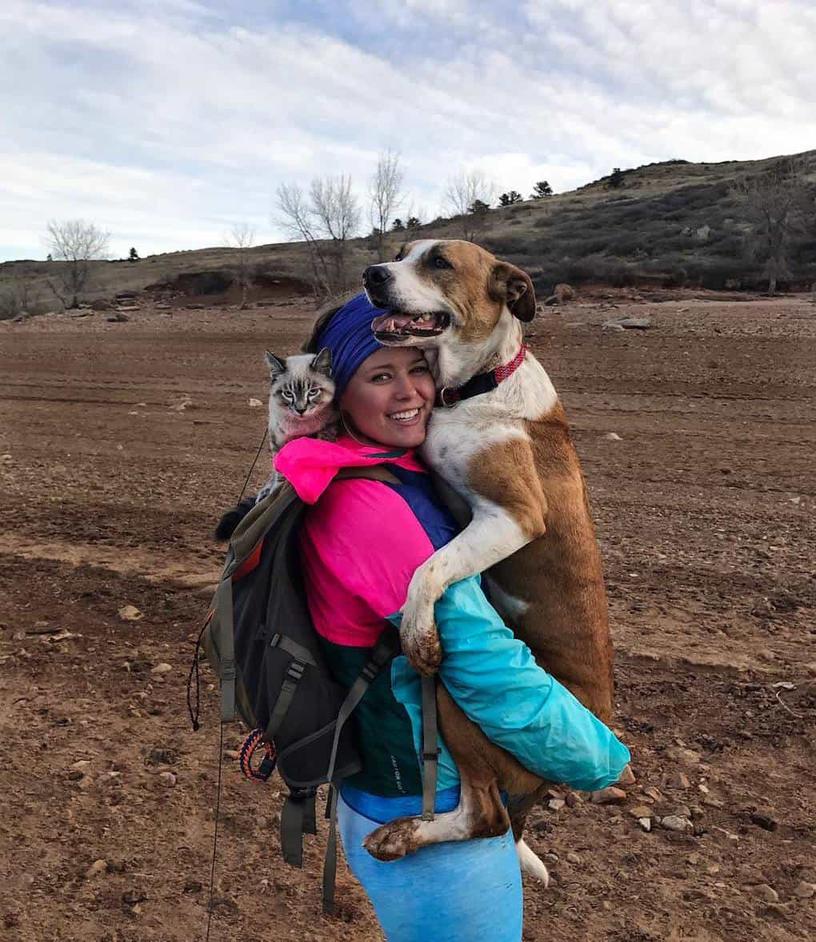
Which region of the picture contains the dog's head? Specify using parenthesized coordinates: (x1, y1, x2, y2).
(363, 240, 536, 348)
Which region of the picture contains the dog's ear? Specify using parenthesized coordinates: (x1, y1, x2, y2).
(491, 261, 537, 323)
(264, 351, 287, 378)
(310, 347, 333, 378)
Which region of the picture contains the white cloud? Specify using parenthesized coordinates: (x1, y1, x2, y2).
(1, 0, 815, 260)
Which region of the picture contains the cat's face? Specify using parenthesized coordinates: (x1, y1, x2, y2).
(265, 348, 335, 417)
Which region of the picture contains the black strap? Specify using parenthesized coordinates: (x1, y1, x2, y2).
(264, 659, 307, 740)
(420, 676, 439, 821)
(214, 579, 236, 722)
(280, 794, 316, 867)
(436, 369, 499, 407)
(322, 785, 340, 915)
(268, 632, 317, 666)
(322, 629, 399, 915)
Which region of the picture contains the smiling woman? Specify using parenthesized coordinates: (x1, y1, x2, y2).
(271, 291, 628, 941)
(338, 347, 435, 448)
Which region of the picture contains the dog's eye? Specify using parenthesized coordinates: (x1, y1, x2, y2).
(432, 256, 452, 270)
(394, 252, 404, 262)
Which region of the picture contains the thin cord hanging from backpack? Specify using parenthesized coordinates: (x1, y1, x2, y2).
(236, 427, 268, 503)
(204, 720, 225, 942)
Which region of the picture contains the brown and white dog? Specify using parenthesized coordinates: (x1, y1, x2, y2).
(360, 239, 615, 877)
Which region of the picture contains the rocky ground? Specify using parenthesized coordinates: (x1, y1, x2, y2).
(1, 290, 814, 941)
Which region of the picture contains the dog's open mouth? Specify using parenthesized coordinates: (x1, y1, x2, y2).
(371, 310, 451, 341)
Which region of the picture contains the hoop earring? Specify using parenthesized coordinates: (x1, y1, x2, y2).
(340, 411, 370, 447)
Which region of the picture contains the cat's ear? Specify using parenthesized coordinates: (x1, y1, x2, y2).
(310, 347, 333, 378)
(264, 351, 286, 378)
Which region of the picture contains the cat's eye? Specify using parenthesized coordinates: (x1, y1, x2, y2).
(307, 389, 321, 401)
(282, 390, 294, 402)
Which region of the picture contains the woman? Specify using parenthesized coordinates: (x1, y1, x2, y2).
(274, 294, 629, 941)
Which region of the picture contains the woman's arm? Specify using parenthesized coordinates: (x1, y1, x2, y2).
(301, 478, 629, 789)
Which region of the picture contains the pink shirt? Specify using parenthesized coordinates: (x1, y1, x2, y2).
(275, 436, 437, 647)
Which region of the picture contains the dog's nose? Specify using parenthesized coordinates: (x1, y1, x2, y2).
(363, 265, 391, 288)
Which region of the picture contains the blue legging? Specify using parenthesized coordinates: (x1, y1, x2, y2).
(338, 795, 523, 941)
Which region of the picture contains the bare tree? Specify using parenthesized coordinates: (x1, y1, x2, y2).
(0, 276, 32, 320)
(444, 170, 496, 241)
(275, 175, 361, 296)
(45, 219, 110, 308)
(731, 157, 813, 294)
(369, 149, 404, 261)
(226, 222, 255, 309)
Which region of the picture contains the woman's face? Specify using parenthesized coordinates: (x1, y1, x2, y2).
(339, 347, 436, 448)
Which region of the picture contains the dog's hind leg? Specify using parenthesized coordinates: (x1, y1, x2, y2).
(363, 683, 545, 869)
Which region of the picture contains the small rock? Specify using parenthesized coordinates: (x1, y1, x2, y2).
(603, 432, 622, 441)
(660, 814, 692, 832)
(642, 786, 663, 802)
(122, 890, 148, 907)
(548, 798, 566, 811)
(702, 795, 724, 808)
(749, 811, 778, 832)
(674, 803, 692, 818)
(591, 786, 627, 805)
(666, 746, 701, 766)
(629, 805, 654, 820)
(637, 817, 652, 832)
(617, 765, 636, 786)
(158, 771, 177, 788)
(792, 881, 815, 899)
(85, 859, 107, 879)
(150, 663, 173, 675)
(666, 771, 691, 790)
(604, 316, 652, 330)
(224, 750, 241, 761)
(118, 605, 143, 622)
(565, 852, 582, 865)
(248, 398, 263, 408)
(748, 883, 779, 903)
(564, 791, 583, 807)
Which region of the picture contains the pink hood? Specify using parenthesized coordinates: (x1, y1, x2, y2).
(274, 435, 426, 504)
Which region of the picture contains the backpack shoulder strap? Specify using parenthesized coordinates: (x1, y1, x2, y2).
(335, 464, 401, 486)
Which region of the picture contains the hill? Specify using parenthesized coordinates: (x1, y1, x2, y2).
(2, 149, 815, 317)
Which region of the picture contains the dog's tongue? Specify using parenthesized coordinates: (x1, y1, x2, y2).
(372, 312, 416, 333)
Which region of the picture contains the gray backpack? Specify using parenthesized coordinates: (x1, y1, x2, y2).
(192, 467, 436, 913)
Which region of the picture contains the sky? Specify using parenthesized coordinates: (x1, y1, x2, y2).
(1, 0, 815, 261)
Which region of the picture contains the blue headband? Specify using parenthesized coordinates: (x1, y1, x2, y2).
(316, 292, 385, 398)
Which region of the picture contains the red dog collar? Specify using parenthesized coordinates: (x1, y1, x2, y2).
(437, 345, 528, 408)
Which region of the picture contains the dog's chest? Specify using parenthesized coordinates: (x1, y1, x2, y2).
(421, 403, 524, 494)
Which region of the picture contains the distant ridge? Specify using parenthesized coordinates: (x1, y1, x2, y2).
(2, 150, 814, 315)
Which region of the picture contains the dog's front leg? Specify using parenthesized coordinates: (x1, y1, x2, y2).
(401, 496, 546, 673)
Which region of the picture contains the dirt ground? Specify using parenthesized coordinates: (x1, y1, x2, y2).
(1, 290, 814, 942)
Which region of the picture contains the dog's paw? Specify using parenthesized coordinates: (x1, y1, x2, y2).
(400, 616, 442, 676)
(363, 817, 422, 862)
